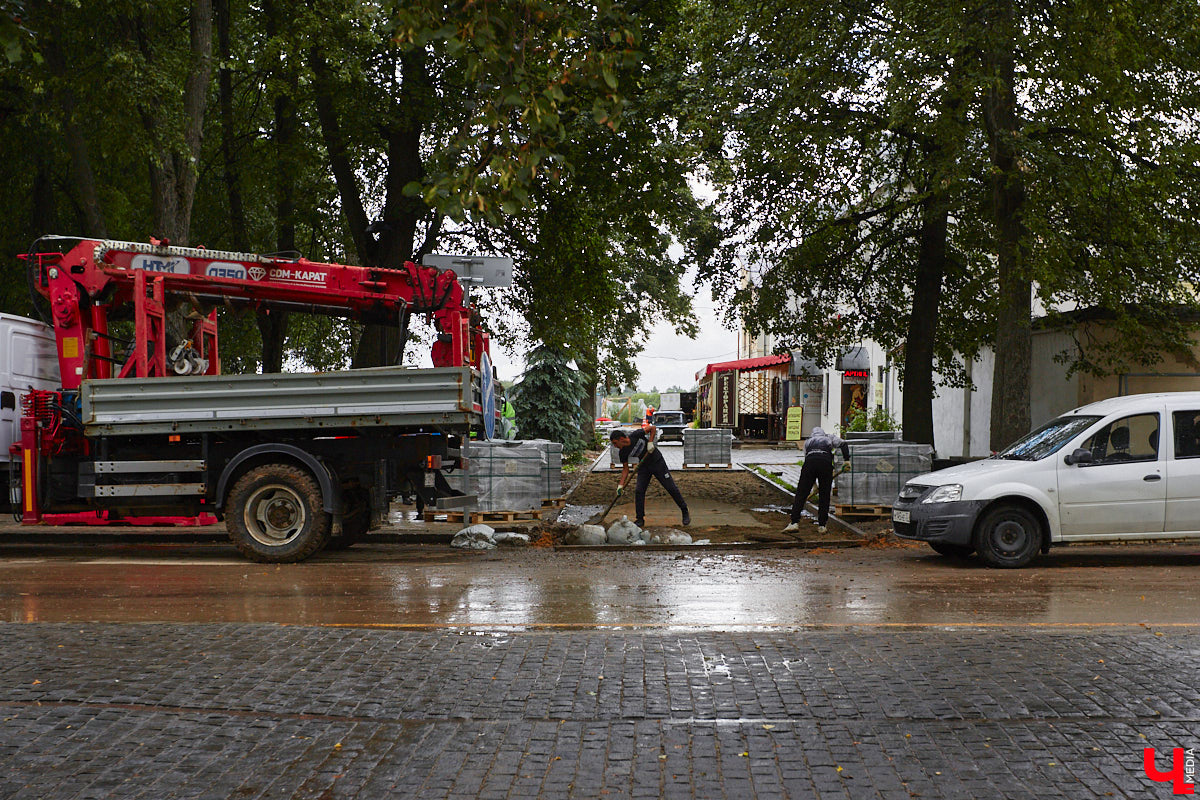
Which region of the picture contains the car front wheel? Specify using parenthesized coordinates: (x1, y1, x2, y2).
(973, 504, 1042, 568)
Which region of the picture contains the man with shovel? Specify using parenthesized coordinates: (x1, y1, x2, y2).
(609, 425, 690, 528)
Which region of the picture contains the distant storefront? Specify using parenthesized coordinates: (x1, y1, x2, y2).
(696, 354, 791, 441)
(698, 347, 898, 443)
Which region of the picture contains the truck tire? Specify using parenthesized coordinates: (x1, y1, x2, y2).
(226, 464, 331, 563)
(973, 504, 1041, 569)
(326, 487, 371, 551)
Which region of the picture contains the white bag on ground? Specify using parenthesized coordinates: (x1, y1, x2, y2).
(451, 524, 497, 549)
(606, 516, 641, 545)
(494, 532, 531, 547)
(649, 530, 692, 545)
(565, 524, 607, 545)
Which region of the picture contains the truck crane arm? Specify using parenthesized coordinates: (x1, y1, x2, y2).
(23, 236, 492, 389)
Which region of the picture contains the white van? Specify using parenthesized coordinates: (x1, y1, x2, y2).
(1, 313, 60, 507)
(893, 392, 1200, 567)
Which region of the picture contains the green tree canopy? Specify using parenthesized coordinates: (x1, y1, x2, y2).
(687, 0, 1200, 449)
(512, 342, 589, 457)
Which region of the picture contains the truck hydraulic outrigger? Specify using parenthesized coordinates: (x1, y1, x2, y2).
(12, 236, 503, 562)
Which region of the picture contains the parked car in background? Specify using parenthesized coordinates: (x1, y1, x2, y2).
(893, 392, 1200, 568)
(650, 410, 689, 442)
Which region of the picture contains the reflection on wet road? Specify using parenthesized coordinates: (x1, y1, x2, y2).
(2, 542, 1198, 628)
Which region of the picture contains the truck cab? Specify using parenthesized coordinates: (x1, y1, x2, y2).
(650, 410, 689, 442)
(1, 314, 59, 512)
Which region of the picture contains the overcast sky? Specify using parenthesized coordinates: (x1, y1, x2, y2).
(487, 293, 738, 393)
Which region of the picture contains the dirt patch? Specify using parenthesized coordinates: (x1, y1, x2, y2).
(560, 449, 605, 497)
(556, 468, 854, 545)
(568, 469, 790, 508)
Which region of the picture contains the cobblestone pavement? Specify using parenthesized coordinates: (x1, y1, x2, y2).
(3, 624, 1197, 799)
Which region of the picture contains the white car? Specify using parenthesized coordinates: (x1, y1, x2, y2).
(893, 392, 1200, 568)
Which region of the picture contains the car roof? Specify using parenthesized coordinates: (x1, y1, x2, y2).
(1068, 391, 1200, 416)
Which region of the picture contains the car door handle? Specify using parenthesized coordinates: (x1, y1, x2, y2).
(1143, 474, 1162, 481)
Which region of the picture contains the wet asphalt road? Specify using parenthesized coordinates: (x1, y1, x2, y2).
(0, 538, 1197, 628)
(2, 538, 1198, 798)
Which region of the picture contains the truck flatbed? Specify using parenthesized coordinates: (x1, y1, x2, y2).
(82, 365, 484, 436)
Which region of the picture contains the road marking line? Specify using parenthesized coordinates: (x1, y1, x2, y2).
(311, 621, 1200, 630)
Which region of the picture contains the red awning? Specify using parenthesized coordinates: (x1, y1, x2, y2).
(703, 353, 791, 376)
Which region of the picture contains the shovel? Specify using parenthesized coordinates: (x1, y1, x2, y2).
(586, 457, 646, 526)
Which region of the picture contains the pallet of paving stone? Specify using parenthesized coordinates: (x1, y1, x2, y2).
(683, 428, 733, 467)
(422, 508, 545, 525)
(444, 439, 563, 512)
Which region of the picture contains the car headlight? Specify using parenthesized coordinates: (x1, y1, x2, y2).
(922, 484, 963, 503)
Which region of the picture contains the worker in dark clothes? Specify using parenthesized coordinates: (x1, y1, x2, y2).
(610, 425, 690, 528)
(785, 426, 850, 535)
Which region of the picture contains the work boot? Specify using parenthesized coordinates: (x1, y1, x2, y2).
(681, 511, 691, 526)
(817, 525, 827, 534)
(634, 519, 645, 528)
(782, 522, 801, 534)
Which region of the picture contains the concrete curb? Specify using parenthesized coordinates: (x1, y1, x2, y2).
(554, 539, 862, 552)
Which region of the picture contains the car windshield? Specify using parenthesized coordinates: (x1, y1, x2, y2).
(655, 413, 685, 425)
(995, 415, 1102, 460)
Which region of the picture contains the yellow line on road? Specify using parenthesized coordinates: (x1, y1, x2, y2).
(314, 621, 1200, 630)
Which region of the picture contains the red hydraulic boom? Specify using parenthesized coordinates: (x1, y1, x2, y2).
(23, 237, 491, 389)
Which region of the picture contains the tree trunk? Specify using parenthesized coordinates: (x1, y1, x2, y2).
(257, 0, 295, 373)
(312, 45, 434, 368)
(901, 198, 947, 449)
(144, 0, 213, 244)
(215, 0, 248, 250)
(310, 47, 374, 265)
(31, 155, 55, 234)
(578, 347, 599, 444)
(46, 47, 107, 237)
(983, 13, 1032, 451)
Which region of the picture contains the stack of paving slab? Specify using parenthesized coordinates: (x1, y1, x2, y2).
(683, 428, 733, 467)
(446, 439, 562, 512)
(836, 441, 933, 507)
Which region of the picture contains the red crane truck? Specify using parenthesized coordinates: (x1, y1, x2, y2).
(10, 236, 502, 562)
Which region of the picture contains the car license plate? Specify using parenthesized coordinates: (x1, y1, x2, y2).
(892, 509, 910, 524)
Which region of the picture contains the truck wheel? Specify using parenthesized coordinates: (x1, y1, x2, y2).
(973, 504, 1041, 569)
(226, 464, 330, 562)
(928, 541, 974, 558)
(326, 487, 371, 551)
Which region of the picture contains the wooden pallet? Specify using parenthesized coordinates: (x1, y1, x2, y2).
(422, 508, 544, 525)
(833, 504, 892, 519)
(541, 497, 567, 510)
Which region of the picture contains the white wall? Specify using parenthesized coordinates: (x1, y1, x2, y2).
(1030, 329, 1081, 426)
(930, 350, 994, 458)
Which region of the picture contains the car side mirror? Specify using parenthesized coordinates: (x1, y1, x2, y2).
(1065, 448, 1093, 466)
